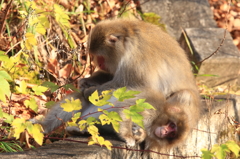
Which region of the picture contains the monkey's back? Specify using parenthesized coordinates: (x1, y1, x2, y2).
(90, 19, 198, 97)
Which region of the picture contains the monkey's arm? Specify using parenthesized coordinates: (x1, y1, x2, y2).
(79, 70, 113, 89)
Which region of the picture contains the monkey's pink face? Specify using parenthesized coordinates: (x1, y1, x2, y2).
(155, 121, 177, 139)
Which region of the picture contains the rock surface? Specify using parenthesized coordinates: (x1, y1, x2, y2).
(139, 0, 217, 38)
(179, 28, 240, 87)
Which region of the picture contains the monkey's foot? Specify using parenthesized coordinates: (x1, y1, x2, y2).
(132, 124, 146, 143)
(125, 137, 136, 147)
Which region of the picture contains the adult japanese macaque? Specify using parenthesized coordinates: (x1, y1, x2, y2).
(40, 19, 200, 152)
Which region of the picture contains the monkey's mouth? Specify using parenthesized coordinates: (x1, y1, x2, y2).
(155, 122, 177, 139)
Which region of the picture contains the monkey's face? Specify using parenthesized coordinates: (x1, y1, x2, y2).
(145, 106, 189, 150)
(88, 23, 127, 74)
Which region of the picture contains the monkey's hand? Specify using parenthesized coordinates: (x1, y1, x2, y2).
(132, 124, 146, 143)
(82, 86, 97, 100)
(79, 78, 100, 90)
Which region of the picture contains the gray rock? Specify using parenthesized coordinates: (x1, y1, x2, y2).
(139, 0, 217, 38)
(1, 95, 239, 159)
(179, 28, 240, 87)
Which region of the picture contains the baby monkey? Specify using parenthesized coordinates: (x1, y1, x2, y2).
(40, 19, 200, 152)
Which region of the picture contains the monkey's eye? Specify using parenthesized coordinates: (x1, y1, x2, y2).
(169, 122, 175, 128)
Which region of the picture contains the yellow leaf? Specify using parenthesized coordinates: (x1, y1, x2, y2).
(31, 124, 44, 145)
(103, 140, 112, 150)
(88, 140, 96, 146)
(25, 33, 37, 51)
(11, 118, 26, 139)
(78, 120, 87, 131)
(89, 90, 112, 106)
(87, 125, 99, 136)
(97, 136, 105, 145)
(99, 114, 110, 125)
(16, 80, 28, 94)
(61, 98, 82, 112)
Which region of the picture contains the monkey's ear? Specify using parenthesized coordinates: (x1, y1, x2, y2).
(107, 35, 118, 44)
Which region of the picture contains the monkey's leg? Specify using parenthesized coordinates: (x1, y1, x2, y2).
(40, 92, 87, 134)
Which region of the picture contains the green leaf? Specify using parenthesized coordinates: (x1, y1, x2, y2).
(113, 87, 140, 102)
(89, 90, 112, 106)
(0, 53, 10, 62)
(45, 101, 56, 109)
(63, 84, 79, 92)
(60, 98, 82, 112)
(0, 70, 12, 81)
(130, 112, 144, 128)
(211, 144, 229, 159)
(86, 116, 97, 124)
(54, 4, 70, 28)
(225, 140, 240, 158)
(107, 111, 122, 121)
(136, 99, 156, 110)
(201, 148, 214, 159)
(111, 120, 120, 133)
(42, 81, 59, 93)
(123, 107, 144, 128)
(130, 104, 144, 112)
(32, 85, 48, 95)
(1, 112, 14, 124)
(0, 78, 11, 102)
(24, 98, 38, 113)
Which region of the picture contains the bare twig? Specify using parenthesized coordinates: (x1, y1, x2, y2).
(199, 1, 231, 64)
(0, 0, 13, 36)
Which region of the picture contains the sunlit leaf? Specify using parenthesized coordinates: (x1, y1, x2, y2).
(136, 99, 156, 110)
(24, 98, 38, 113)
(86, 116, 97, 124)
(60, 98, 82, 112)
(42, 81, 59, 93)
(113, 87, 140, 102)
(103, 140, 112, 150)
(0, 70, 12, 81)
(211, 144, 229, 159)
(78, 120, 87, 131)
(1, 112, 14, 124)
(11, 118, 26, 139)
(225, 140, 240, 158)
(25, 33, 37, 51)
(16, 80, 28, 94)
(99, 114, 110, 125)
(0, 78, 11, 102)
(26, 122, 44, 145)
(32, 85, 48, 95)
(87, 125, 99, 136)
(63, 84, 79, 92)
(201, 148, 214, 159)
(89, 90, 112, 106)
